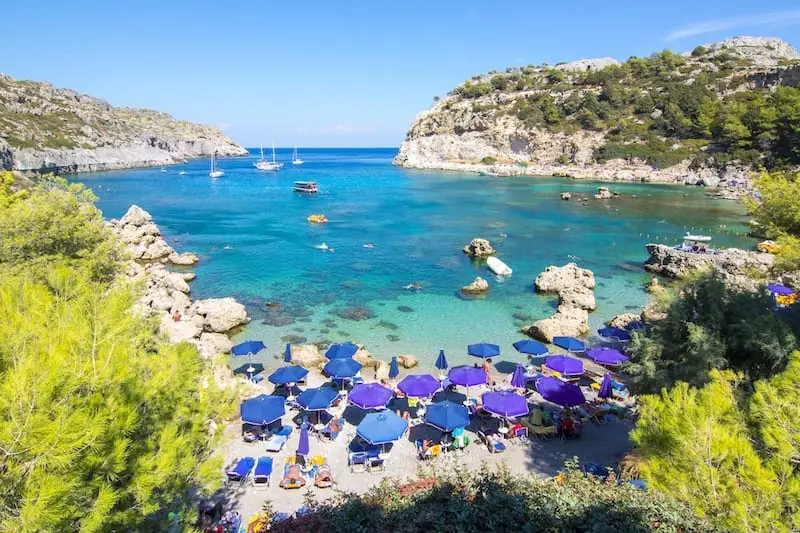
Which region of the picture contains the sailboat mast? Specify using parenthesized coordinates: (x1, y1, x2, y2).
(272, 142, 276, 163)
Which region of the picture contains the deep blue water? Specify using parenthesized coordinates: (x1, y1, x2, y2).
(72, 147, 754, 370)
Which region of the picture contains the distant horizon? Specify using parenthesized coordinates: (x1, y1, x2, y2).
(3, 1, 800, 146)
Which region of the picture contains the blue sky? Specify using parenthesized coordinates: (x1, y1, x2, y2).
(3, 1, 800, 147)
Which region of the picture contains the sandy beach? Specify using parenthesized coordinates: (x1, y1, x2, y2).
(216, 367, 634, 520)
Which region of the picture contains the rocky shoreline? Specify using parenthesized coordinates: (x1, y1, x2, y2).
(522, 263, 596, 342)
(110, 205, 249, 359)
(0, 73, 248, 174)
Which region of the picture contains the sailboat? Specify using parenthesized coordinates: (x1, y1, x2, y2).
(209, 153, 224, 178)
(255, 143, 283, 171)
(292, 145, 304, 165)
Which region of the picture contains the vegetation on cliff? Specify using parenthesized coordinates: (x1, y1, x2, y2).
(0, 172, 232, 532)
(403, 38, 800, 172)
(746, 170, 800, 270)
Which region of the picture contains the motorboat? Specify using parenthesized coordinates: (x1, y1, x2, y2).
(487, 256, 512, 276)
(255, 143, 283, 171)
(293, 181, 318, 193)
(684, 233, 712, 242)
(209, 154, 224, 179)
(292, 145, 304, 165)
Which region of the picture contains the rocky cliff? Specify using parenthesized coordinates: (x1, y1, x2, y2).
(0, 74, 247, 173)
(395, 37, 800, 187)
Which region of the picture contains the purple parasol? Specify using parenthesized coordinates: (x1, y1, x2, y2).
(598, 373, 613, 399)
(545, 355, 585, 376)
(297, 423, 310, 457)
(397, 374, 441, 398)
(448, 366, 487, 387)
(481, 391, 529, 418)
(536, 377, 586, 407)
(586, 347, 629, 366)
(348, 383, 393, 409)
(510, 364, 527, 388)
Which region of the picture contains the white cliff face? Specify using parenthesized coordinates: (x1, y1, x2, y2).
(0, 74, 247, 173)
(394, 37, 800, 186)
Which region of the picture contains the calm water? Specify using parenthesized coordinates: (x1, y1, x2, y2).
(73, 148, 754, 370)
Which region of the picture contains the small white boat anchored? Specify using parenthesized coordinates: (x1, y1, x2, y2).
(255, 143, 284, 171)
(487, 256, 512, 276)
(292, 145, 304, 165)
(209, 154, 224, 179)
(684, 233, 712, 242)
(293, 181, 318, 193)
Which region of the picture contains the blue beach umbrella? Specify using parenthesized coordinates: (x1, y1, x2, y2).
(296, 387, 339, 411)
(325, 342, 359, 360)
(283, 343, 292, 363)
(348, 383, 393, 410)
(268, 365, 309, 386)
(597, 327, 632, 341)
(448, 366, 487, 387)
(231, 340, 267, 356)
(766, 284, 795, 296)
(356, 411, 408, 445)
(424, 401, 470, 432)
(598, 373, 613, 399)
(324, 357, 363, 378)
(388, 356, 400, 379)
(536, 377, 586, 407)
(513, 339, 549, 356)
(510, 364, 527, 389)
(297, 423, 310, 457)
(552, 336, 585, 352)
(397, 374, 441, 398)
(467, 343, 500, 359)
(586, 347, 629, 366)
(240, 394, 285, 425)
(435, 350, 448, 371)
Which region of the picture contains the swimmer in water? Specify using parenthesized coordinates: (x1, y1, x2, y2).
(499, 233, 508, 238)
(403, 282, 422, 291)
(223, 245, 232, 250)
(363, 242, 375, 248)
(314, 243, 330, 251)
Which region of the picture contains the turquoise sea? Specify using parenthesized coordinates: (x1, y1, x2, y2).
(73, 148, 754, 371)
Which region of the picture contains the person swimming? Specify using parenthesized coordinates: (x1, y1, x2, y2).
(315, 243, 330, 251)
(363, 242, 375, 248)
(223, 245, 232, 250)
(403, 282, 422, 291)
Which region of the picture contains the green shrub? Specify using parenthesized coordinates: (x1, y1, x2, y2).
(480, 156, 497, 165)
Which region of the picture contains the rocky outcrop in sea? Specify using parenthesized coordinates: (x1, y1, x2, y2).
(111, 205, 249, 359)
(522, 263, 596, 342)
(645, 243, 774, 283)
(0, 73, 247, 173)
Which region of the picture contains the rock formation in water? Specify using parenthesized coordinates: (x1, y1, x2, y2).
(463, 238, 496, 257)
(0, 74, 247, 173)
(394, 37, 800, 188)
(461, 276, 490, 295)
(111, 205, 249, 358)
(523, 263, 596, 342)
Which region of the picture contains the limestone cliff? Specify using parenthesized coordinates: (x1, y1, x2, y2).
(0, 74, 247, 173)
(395, 37, 800, 186)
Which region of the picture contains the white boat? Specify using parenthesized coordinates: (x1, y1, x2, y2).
(684, 233, 712, 242)
(292, 145, 304, 165)
(255, 143, 283, 171)
(209, 154, 224, 179)
(178, 170, 186, 175)
(487, 256, 512, 276)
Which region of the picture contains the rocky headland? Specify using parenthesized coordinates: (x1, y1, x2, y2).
(394, 37, 800, 191)
(0, 74, 247, 174)
(645, 243, 774, 283)
(110, 205, 249, 359)
(522, 263, 596, 342)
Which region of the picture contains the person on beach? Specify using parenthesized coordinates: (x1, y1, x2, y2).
(482, 358, 494, 386)
(172, 310, 181, 322)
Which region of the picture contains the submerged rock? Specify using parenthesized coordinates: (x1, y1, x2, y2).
(335, 306, 375, 321)
(397, 305, 414, 313)
(281, 335, 307, 344)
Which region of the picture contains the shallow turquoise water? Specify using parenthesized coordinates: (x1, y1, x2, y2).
(73, 148, 754, 370)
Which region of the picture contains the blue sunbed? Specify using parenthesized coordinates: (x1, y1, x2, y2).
(253, 456, 273, 488)
(226, 456, 255, 483)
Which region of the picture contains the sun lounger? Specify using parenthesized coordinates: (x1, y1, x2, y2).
(264, 435, 287, 452)
(348, 451, 369, 473)
(279, 463, 307, 489)
(368, 456, 386, 473)
(314, 464, 335, 488)
(226, 456, 255, 484)
(253, 457, 273, 489)
(477, 431, 506, 453)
